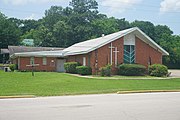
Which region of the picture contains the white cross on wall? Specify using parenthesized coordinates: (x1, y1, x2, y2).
(113, 47, 119, 67)
(109, 42, 115, 65)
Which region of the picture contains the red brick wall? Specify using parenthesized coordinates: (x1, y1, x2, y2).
(135, 37, 162, 67)
(67, 37, 124, 74)
(67, 53, 91, 66)
(18, 57, 56, 71)
(90, 37, 124, 74)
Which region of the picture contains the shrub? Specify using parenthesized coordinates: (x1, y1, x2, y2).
(100, 64, 112, 77)
(9, 64, 17, 72)
(118, 64, 146, 76)
(76, 66, 92, 75)
(64, 62, 80, 74)
(149, 64, 168, 77)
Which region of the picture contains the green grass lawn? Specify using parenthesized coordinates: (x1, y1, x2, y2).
(0, 70, 180, 96)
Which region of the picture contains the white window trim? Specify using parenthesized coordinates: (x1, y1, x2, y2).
(18, 57, 20, 69)
(83, 57, 86, 66)
(42, 57, 47, 65)
(30, 57, 34, 65)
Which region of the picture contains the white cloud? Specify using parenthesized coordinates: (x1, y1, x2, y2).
(2, 0, 64, 6)
(100, 0, 142, 14)
(160, 0, 180, 12)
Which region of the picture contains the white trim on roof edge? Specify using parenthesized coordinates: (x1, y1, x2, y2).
(135, 27, 169, 55)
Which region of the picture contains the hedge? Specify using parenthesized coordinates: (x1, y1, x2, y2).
(100, 64, 112, 76)
(149, 64, 168, 77)
(9, 64, 17, 72)
(118, 64, 146, 76)
(76, 66, 92, 75)
(64, 62, 80, 74)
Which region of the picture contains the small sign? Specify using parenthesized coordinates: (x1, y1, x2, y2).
(26, 62, 39, 76)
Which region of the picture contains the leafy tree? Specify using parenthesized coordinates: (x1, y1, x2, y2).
(131, 20, 155, 40)
(34, 25, 54, 47)
(0, 12, 21, 49)
(91, 17, 119, 37)
(154, 25, 173, 43)
(117, 18, 130, 30)
(70, 0, 98, 15)
(43, 6, 67, 30)
(53, 21, 71, 47)
(160, 34, 180, 68)
(21, 19, 39, 34)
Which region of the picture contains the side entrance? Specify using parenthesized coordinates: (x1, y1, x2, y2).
(56, 59, 66, 72)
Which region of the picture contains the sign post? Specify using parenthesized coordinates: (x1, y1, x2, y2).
(26, 62, 39, 76)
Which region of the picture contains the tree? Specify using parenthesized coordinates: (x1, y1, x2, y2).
(0, 12, 21, 49)
(91, 17, 119, 37)
(131, 20, 155, 41)
(34, 25, 54, 47)
(43, 6, 67, 30)
(70, 0, 98, 14)
(160, 34, 180, 68)
(154, 25, 173, 43)
(53, 21, 71, 47)
(117, 18, 130, 30)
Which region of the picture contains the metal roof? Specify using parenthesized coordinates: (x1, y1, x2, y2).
(11, 50, 64, 58)
(11, 27, 169, 58)
(63, 27, 169, 56)
(8, 46, 64, 55)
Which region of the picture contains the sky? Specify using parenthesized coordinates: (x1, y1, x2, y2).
(0, 0, 180, 34)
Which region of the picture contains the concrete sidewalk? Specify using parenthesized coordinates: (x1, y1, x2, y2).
(169, 69, 180, 78)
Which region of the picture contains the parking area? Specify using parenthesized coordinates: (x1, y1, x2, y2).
(169, 69, 180, 78)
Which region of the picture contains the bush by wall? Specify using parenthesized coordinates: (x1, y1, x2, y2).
(100, 64, 112, 77)
(9, 64, 17, 72)
(64, 62, 80, 74)
(118, 64, 146, 76)
(76, 66, 92, 75)
(149, 64, 168, 77)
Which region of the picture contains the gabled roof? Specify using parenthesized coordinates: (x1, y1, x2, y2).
(63, 27, 169, 56)
(11, 27, 169, 58)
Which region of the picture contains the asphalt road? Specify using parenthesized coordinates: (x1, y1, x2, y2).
(0, 92, 180, 120)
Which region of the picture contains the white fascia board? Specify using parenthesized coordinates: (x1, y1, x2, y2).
(63, 51, 88, 56)
(136, 28, 169, 55)
(13, 51, 64, 58)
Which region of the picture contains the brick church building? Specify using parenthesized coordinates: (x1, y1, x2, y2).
(11, 27, 169, 74)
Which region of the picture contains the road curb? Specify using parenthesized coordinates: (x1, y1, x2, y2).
(117, 90, 180, 94)
(0, 95, 36, 99)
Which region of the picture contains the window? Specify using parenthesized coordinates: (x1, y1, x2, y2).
(123, 45, 135, 63)
(83, 57, 86, 66)
(30, 57, 34, 65)
(43, 57, 47, 65)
